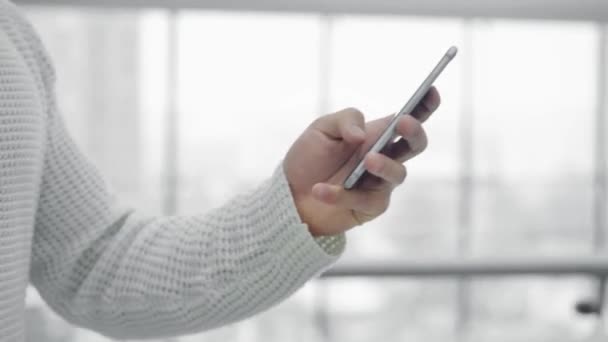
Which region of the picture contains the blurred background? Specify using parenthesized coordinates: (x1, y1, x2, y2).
(11, 0, 608, 341)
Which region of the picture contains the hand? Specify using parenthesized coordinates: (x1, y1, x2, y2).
(284, 87, 441, 236)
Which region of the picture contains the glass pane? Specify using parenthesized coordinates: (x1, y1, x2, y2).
(25, 7, 164, 214)
(466, 20, 599, 342)
(176, 12, 321, 214)
(469, 278, 594, 342)
(16, 5, 605, 342)
(470, 20, 597, 255)
(329, 16, 464, 259)
(174, 11, 324, 342)
(23, 7, 165, 342)
(326, 279, 456, 342)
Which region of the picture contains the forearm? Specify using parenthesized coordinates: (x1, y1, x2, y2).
(13, 4, 346, 336)
(31, 149, 344, 339)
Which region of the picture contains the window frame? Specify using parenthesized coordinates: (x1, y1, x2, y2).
(14, 0, 608, 21)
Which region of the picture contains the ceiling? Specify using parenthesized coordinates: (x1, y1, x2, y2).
(14, 0, 608, 21)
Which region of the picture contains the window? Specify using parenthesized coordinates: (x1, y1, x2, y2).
(20, 5, 606, 342)
(471, 20, 597, 256)
(175, 12, 322, 213)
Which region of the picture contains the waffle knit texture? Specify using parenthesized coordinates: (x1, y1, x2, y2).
(0, 1, 346, 340)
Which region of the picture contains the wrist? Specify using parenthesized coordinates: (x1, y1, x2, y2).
(285, 179, 320, 236)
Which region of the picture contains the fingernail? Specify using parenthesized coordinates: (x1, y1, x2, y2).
(349, 126, 365, 139)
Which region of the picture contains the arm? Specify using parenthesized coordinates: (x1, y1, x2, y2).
(31, 110, 344, 339)
(14, 3, 438, 339)
(18, 12, 344, 341)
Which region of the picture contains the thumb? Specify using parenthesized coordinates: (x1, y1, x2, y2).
(313, 107, 366, 144)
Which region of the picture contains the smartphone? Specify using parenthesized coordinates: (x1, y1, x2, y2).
(343, 46, 458, 190)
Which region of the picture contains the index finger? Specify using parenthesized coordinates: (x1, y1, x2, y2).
(409, 86, 441, 123)
(312, 107, 366, 143)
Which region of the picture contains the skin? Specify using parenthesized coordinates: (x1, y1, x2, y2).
(284, 87, 441, 237)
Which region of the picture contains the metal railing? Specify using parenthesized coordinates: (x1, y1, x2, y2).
(319, 256, 608, 341)
(325, 256, 608, 278)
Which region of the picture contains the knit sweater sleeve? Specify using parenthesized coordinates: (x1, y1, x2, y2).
(16, 9, 346, 340)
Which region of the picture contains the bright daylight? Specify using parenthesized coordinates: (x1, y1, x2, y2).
(0, 0, 606, 341)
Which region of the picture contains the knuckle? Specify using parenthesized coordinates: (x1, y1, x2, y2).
(419, 131, 428, 152)
(345, 107, 365, 122)
(364, 192, 389, 215)
(377, 195, 391, 214)
(412, 119, 424, 135)
(435, 89, 442, 107)
(311, 116, 324, 127)
(356, 192, 372, 211)
(374, 157, 386, 176)
(398, 165, 408, 184)
(410, 122, 427, 153)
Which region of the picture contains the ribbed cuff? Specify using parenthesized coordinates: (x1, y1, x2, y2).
(257, 162, 346, 268)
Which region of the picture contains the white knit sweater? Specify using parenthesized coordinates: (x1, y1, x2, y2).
(0, 1, 345, 340)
